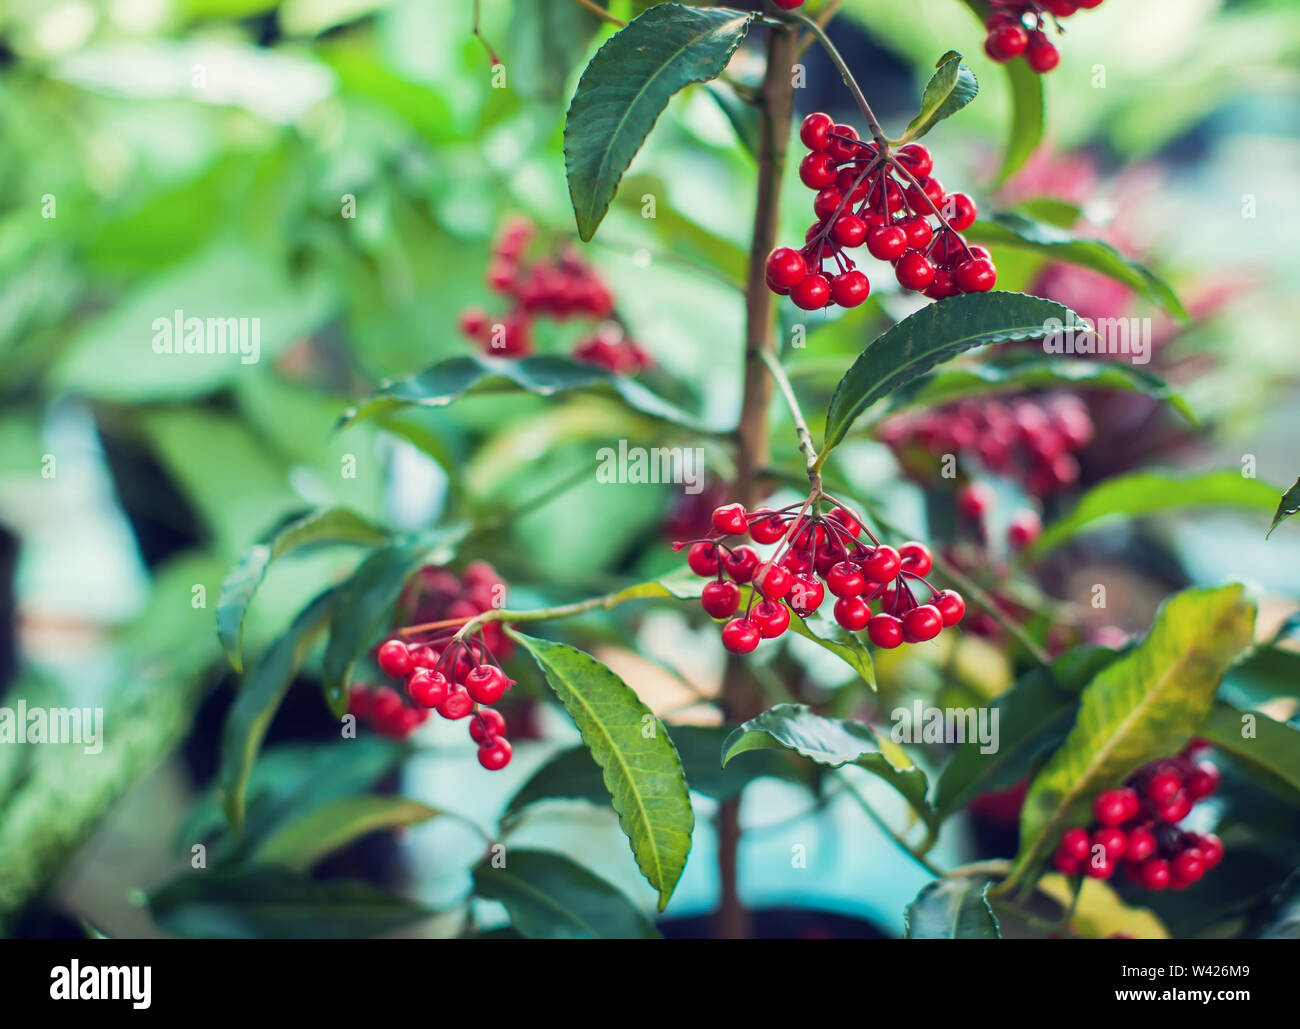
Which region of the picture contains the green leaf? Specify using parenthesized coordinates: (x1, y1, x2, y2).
(1007, 585, 1257, 891)
(339, 354, 706, 432)
(905, 877, 1000, 939)
(819, 292, 1079, 458)
(705, 80, 760, 160)
(1024, 471, 1285, 558)
(563, 3, 755, 240)
(253, 795, 439, 872)
(472, 849, 659, 939)
(901, 51, 979, 142)
(875, 359, 1195, 427)
(321, 533, 461, 717)
(220, 589, 337, 830)
(1200, 701, 1300, 803)
(1250, 872, 1300, 939)
(966, 212, 1187, 318)
(931, 646, 1120, 818)
(217, 507, 388, 673)
(149, 868, 430, 939)
(507, 631, 694, 911)
(996, 57, 1044, 182)
(721, 703, 931, 827)
(1266, 478, 1300, 539)
(1219, 646, 1300, 708)
(785, 613, 877, 690)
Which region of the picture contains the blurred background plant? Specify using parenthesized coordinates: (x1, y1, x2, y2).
(0, 0, 1297, 939)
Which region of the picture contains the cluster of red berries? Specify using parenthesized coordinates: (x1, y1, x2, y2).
(765, 117, 996, 311)
(983, 0, 1105, 73)
(397, 560, 514, 659)
(673, 499, 966, 654)
(1053, 746, 1224, 890)
(881, 393, 1094, 499)
(457, 216, 649, 375)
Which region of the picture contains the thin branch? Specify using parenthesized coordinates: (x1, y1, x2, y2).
(795, 0, 843, 61)
(472, 0, 500, 64)
(787, 13, 888, 147)
(570, 0, 625, 28)
(759, 348, 821, 492)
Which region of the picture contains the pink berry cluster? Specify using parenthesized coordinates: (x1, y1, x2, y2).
(881, 393, 1094, 500)
(458, 216, 649, 375)
(1053, 744, 1223, 890)
(765, 116, 997, 311)
(673, 499, 966, 654)
(984, 0, 1106, 74)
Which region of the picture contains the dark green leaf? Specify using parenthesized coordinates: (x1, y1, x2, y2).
(1024, 471, 1284, 558)
(220, 589, 337, 830)
(564, 3, 755, 240)
(901, 50, 979, 142)
(905, 877, 1000, 939)
(997, 57, 1044, 181)
(721, 703, 931, 828)
(1249, 872, 1300, 939)
(1266, 478, 1300, 539)
(705, 80, 760, 160)
(966, 212, 1187, 318)
(1219, 646, 1300, 708)
(1200, 701, 1300, 804)
(875, 359, 1194, 426)
(1007, 585, 1256, 891)
(931, 646, 1120, 817)
(472, 849, 659, 939)
(253, 795, 440, 872)
(508, 631, 694, 911)
(339, 354, 706, 432)
(149, 868, 430, 939)
(217, 508, 387, 672)
(820, 292, 1079, 457)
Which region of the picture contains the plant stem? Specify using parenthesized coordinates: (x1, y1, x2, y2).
(794, 0, 843, 60)
(760, 348, 821, 492)
(789, 13, 889, 147)
(569, 0, 625, 28)
(471, 0, 500, 63)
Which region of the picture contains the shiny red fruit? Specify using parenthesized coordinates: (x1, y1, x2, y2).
(407, 668, 450, 708)
(748, 509, 788, 544)
(1059, 827, 1091, 862)
(867, 613, 904, 648)
(477, 737, 513, 770)
(902, 604, 943, 643)
(687, 541, 720, 576)
(721, 618, 761, 654)
(765, 248, 807, 290)
(895, 250, 936, 291)
(898, 541, 932, 576)
(723, 545, 760, 583)
(437, 685, 475, 720)
(751, 600, 791, 639)
(830, 270, 870, 307)
(799, 111, 834, 151)
(833, 596, 871, 631)
(712, 502, 749, 535)
(701, 580, 742, 619)
(789, 575, 825, 616)
(791, 273, 831, 310)
(826, 561, 868, 598)
(377, 639, 413, 678)
(1093, 789, 1131, 826)
(863, 545, 902, 582)
(469, 706, 507, 744)
(933, 589, 966, 627)
(754, 562, 794, 600)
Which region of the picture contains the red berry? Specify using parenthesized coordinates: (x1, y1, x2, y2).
(459, 308, 488, 338)
(826, 561, 868, 598)
(933, 589, 966, 627)
(377, 639, 413, 678)
(830, 270, 870, 307)
(832, 213, 867, 248)
(464, 664, 510, 704)
(469, 706, 507, 744)
(754, 562, 793, 600)
(1186, 760, 1220, 799)
(985, 23, 1029, 62)
(410, 645, 441, 669)
(1007, 510, 1041, 549)
(687, 541, 720, 576)
(712, 502, 749, 535)
(1093, 826, 1127, 860)
(1197, 834, 1224, 868)
(1060, 827, 1091, 862)
(957, 482, 992, 521)
(799, 111, 834, 151)
(898, 541, 932, 576)
(1027, 39, 1060, 73)
(832, 596, 871, 632)
(1126, 827, 1157, 863)
(825, 123, 859, 163)
(895, 250, 936, 291)
(371, 686, 403, 725)
(955, 257, 997, 293)
(791, 273, 830, 311)
(901, 217, 933, 251)
(701, 580, 742, 619)
(437, 685, 475, 720)
(866, 225, 908, 261)
(923, 268, 958, 300)
(765, 248, 806, 290)
(788, 575, 825, 616)
(1053, 850, 1080, 876)
(1155, 791, 1193, 824)
(902, 604, 943, 643)
(1137, 857, 1171, 891)
(866, 612, 904, 648)
(1093, 789, 1130, 826)
(1084, 854, 1115, 879)
(1146, 771, 1182, 806)
(1119, 787, 1141, 822)
(348, 684, 373, 718)
(772, 0, 805, 9)
(813, 187, 844, 220)
(407, 668, 450, 708)
(723, 545, 760, 583)
(721, 617, 761, 654)
(895, 143, 933, 179)
(1171, 848, 1205, 884)
(477, 736, 513, 770)
(945, 194, 978, 232)
(799, 151, 838, 189)
(748, 509, 788, 544)
(863, 545, 902, 582)
(751, 600, 791, 639)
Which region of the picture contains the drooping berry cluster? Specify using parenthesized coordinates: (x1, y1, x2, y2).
(458, 216, 649, 375)
(765, 116, 997, 311)
(881, 393, 1094, 501)
(983, 1, 1106, 74)
(397, 560, 514, 660)
(674, 499, 966, 654)
(1053, 746, 1223, 890)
